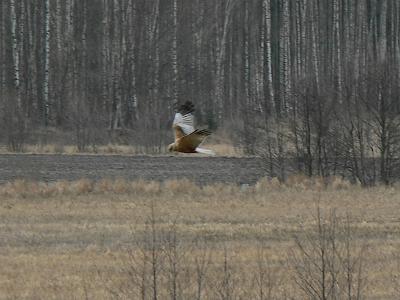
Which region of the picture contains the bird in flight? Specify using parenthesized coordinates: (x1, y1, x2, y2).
(168, 101, 215, 155)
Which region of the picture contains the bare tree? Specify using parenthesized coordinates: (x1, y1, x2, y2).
(290, 207, 367, 300)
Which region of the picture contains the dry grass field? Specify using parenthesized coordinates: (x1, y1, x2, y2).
(0, 177, 400, 299)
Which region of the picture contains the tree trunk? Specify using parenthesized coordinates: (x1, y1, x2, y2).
(215, 0, 236, 125)
(43, 0, 50, 125)
(172, 0, 178, 107)
(10, 0, 21, 108)
(263, 0, 273, 117)
(0, 1, 5, 99)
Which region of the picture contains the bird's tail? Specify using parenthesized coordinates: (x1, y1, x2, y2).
(195, 147, 216, 156)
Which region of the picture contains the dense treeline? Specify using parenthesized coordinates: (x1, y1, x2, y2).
(0, 0, 399, 183)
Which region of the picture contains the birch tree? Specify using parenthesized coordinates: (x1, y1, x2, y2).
(43, 0, 50, 125)
(0, 1, 5, 100)
(10, 0, 20, 108)
(172, 0, 178, 107)
(214, 0, 236, 124)
(262, 0, 273, 116)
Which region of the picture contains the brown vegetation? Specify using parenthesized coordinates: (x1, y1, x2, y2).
(0, 177, 399, 299)
(0, 133, 241, 156)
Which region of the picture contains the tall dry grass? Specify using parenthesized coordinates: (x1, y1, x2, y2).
(0, 177, 399, 299)
(0, 175, 355, 199)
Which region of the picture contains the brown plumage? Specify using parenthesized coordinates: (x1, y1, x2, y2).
(168, 103, 215, 155)
(169, 126, 211, 153)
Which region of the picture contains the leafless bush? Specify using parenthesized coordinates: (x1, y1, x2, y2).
(252, 240, 282, 300)
(192, 237, 212, 300)
(257, 120, 288, 181)
(390, 246, 400, 298)
(163, 221, 191, 300)
(103, 203, 164, 300)
(102, 204, 284, 300)
(290, 207, 367, 300)
(215, 245, 237, 300)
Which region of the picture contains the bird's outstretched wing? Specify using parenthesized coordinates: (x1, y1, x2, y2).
(173, 112, 195, 141)
(179, 129, 211, 151)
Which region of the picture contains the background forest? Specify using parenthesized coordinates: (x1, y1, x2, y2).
(1, 0, 400, 183)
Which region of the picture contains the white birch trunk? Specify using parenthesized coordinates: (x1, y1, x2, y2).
(172, 0, 178, 107)
(67, 0, 75, 48)
(195, 0, 203, 87)
(300, 0, 306, 78)
(310, 1, 319, 89)
(145, 3, 153, 114)
(360, 1, 368, 76)
(244, 2, 250, 107)
(43, 0, 50, 125)
(55, 0, 62, 55)
(193, 0, 203, 111)
(255, 2, 263, 111)
(0, 1, 4, 97)
(128, 0, 138, 121)
(379, 1, 387, 62)
(243, 1, 252, 154)
(397, 1, 400, 81)
(148, 0, 160, 127)
(345, 0, 351, 66)
(71, 0, 78, 101)
(154, 0, 161, 148)
(215, 0, 236, 123)
(354, 1, 366, 77)
(294, 0, 301, 77)
(260, 1, 265, 106)
(82, 0, 87, 95)
(154, 0, 160, 103)
(113, 0, 122, 129)
(54, 0, 62, 115)
(280, 0, 290, 111)
(102, 0, 109, 113)
(19, 1, 25, 103)
(351, 0, 359, 78)
(334, 0, 342, 100)
(263, 0, 273, 103)
(255, 51, 262, 112)
(190, 3, 197, 101)
(10, 0, 21, 108)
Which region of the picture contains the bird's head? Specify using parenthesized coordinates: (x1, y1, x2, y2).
(168, 143, 176, 152)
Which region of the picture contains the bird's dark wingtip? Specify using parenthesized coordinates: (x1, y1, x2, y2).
(197, 129, 212, 136)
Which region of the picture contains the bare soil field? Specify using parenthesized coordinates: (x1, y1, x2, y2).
(0, 178, 400, 299)
(0, 154, 264, 185)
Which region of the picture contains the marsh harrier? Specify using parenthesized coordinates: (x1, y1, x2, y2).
(168, 102, 215, 155)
